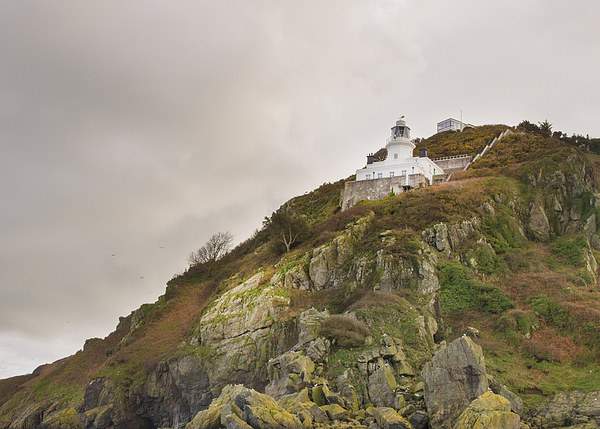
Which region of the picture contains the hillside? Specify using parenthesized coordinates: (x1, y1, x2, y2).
(2, 124, 600, 429)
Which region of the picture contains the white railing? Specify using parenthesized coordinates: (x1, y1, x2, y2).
(432, 154, 471, 161)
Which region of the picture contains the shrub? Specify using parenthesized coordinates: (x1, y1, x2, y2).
(319, 315, 371, 348)
(481, 216, 520, 254)
(438, 261, 513, 314)
(531, 295, 571, 332)
(550, 235, 588, 267)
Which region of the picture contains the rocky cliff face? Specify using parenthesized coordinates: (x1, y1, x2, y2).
(2, 132, 600, 429)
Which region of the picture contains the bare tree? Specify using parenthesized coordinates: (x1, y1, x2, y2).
(188, 231, 233, 275)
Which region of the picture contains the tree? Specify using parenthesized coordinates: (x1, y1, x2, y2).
(265, 210, 308, 253)
(517, 120, 540, 134)
(538, 120, 552, 137)
(188, 231, 233, 275)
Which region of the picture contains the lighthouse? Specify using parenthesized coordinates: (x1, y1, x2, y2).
(355, 116, 443, 184)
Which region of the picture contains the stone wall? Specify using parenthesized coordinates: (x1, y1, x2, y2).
(340, 174, 428, 210)
(432, 155, 472, 171)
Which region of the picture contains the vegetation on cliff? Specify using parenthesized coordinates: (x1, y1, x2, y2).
(2, 122, 600, 429)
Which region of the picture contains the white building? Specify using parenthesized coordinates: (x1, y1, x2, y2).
(437, 118, 473, 133)
(356, 117, 443, 184)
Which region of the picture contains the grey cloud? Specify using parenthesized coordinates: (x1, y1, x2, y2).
(1, 0, 600, 378)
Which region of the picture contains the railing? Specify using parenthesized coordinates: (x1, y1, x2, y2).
(386, 135, 411, 144)
(432, 154, 471, 161)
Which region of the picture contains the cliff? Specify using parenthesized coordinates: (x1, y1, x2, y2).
(2, 126, 600, 429)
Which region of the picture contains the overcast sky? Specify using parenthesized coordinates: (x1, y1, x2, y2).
(1, 0, 599, 379)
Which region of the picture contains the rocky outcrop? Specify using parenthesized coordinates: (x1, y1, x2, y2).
(422, 336, 488, 429)
(422, 218, 480, 254)
(186, 384, 302, 429)
(528, 391, 600, 428)
(40, 408, 83, 429)
(529, 198, 551, 241)
(133, 355, 211, 428)
(454, 391, 520, 429)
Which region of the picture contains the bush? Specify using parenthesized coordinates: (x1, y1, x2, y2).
(438, 261, 513, 314)
(531, 295, 571, 332)
(550, 235, 588, 267)
(319, 315, 371, 348)
(481, 216, 520, 254)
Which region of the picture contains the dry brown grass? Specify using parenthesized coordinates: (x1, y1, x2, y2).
(319, 315, 371, 347)
(345, 291, 404, 312)
(521, 326, 583, 363)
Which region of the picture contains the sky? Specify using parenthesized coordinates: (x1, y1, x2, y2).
(1, 0, 599, 379)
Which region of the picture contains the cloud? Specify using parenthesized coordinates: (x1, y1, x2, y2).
(1, 0, 599, 378)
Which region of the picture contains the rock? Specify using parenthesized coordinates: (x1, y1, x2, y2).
(283, 264, 313, 291)
(336, 370, 360, 412)
(83, 378, 115, 410)
(368, 364, 398, 408)
(137, 355, 210, 428)
(321, 404, 348, 421)
(499, 386, 524, 416)
(221, 404, 253, 429)
(422, 336, 488, 429)
(40, 408, 83, 429)
(187, 384, 303, 429)
(305, 337, 330, 362)
(277, 388, 312, 414)
(529, 198, 551, 241)
(454, 391, 520, 429)
(305, 402, 330, 423)
(372, 407, 412, 429)
(186, 406, 223, 429)
(266, 351, 315, 398)
(321, 383, 347, 408)
(530, 391, 600, 428)
(199, 273, 290, 344)
(298, 308, 330, 345)
(408, 411, 429, 429)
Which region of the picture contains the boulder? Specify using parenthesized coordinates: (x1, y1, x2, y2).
(408, 412, 429, 429)
(422, 336, 488, 429)
(453, 391, 520, 429)
(187, 384, 302, 429)
(372, 407, 413, 429)
(277, 388, 311, 414)
(368, 364, 398, 408)
(529, 198, 551, 241)
(486, 375, 524, 416)
(321, 404, 348, 421)
(266, 351, 316, 398)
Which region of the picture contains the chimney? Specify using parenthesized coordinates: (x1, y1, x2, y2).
(367, 153, 374, 164)
(419, 148, 428, 158)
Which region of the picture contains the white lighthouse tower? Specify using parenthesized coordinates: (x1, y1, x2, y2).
(355, 116, 443, 183)
(387, 116, 415, 160)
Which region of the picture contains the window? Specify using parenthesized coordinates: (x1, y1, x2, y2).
(402, 170, 407, 176)
(377, 173, 383, 179)
(366, 174, 371, 180)
(412, 167, 414, 174)
(390, 171, 394, 177)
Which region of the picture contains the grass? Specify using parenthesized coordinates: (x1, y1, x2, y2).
(319, 315, 371, 348)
